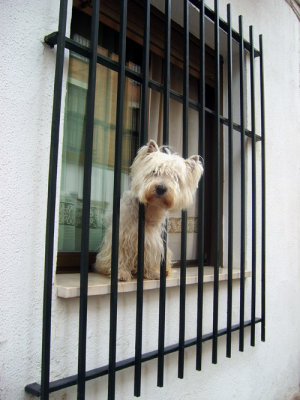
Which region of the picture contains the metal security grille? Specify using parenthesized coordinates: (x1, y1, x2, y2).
(25, 0, 266, 399)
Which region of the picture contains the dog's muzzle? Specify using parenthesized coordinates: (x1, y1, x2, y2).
(155, 184, 167, 196)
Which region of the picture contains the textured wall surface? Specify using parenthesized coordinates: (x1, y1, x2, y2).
(0, 0, 300, 399)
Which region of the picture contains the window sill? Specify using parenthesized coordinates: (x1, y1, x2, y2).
(56, 267, 251, 298)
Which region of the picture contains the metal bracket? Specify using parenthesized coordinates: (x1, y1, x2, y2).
(44, 31, 58, 48)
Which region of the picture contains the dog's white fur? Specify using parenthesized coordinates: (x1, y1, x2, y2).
(94, 139, 203, 281)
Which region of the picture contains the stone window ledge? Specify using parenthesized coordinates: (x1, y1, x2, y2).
(56, 267, 251, 298)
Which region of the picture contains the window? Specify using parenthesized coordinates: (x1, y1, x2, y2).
(57, 0, 221, 273)
(25, 0, 266, 398)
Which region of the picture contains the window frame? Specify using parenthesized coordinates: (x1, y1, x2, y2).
(57, 0, 224, 273)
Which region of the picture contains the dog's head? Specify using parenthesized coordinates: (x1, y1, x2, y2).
(130, 140, 203, 210)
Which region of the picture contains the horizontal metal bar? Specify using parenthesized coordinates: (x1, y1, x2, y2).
(44, 33, 262, 142)
(149, 82, 262, 141)
(44, 31, 60, 47)
(45, 1, 261, 58)
(189, 0, 260, 57)
(25, 318, 262, 396)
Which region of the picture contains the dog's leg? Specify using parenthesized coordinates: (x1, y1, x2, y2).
(94, 238, 112, 275)
(143, 265, 160, 280)
(166, 246, 173, 276)
(117, 258, 133, 281)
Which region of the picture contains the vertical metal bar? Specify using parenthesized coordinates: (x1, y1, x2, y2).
(212, 0, 220, 365)
(249, 25, 257, 347)
(77, 1, 100, 398)
(108, 1, 128, 399)
(139, 0, 150, 147)
(163, 0, 171, 146)
(259, 34, 266, 342)
(226, 3, 233, 359)
(239, 15, 246, 352)
(134, 204, 145, 397)
(178, 0, 189, 379)
(196, 0, 205, 372)
(157, 227, 167, 388)
(134, 0, 150, 396)
(41, 1, 68, 398)
(157, 0, 171, 388)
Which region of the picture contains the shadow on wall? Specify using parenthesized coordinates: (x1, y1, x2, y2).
(291, 392, 300, 400)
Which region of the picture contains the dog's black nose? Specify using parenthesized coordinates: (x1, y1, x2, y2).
(155, 185, 167, 196)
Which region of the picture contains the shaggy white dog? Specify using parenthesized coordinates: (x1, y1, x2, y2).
(94, 139, 203, 281)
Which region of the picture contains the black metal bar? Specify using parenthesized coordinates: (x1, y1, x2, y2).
(157, 226, 167, 388)
(182, 0, 189, 160)
(178, 0, 189, 380)
(163, 0, 171, 147)
(239, 15, 246, 353)
(63, 33, 261, 143)
(77, 1, 100, 398)
(212, 0, 220, 365)
(196, 0, 205, 372)
(40, 1, 68, 399)
(108, 1, 128, 399)
(134, 204, 145, 398)
(189, 0, 260, 56)
(157, 0, 171, 388)
(134, 0, 150, 396)
(45, 36, 262, 142)
(46, 0, 261, 57)
(249, 26, 257, 348)
(26, 319, 263, 397)
(139, 0, 151, 147)
(179, 210, 187, 378)
(259, 34, 266, 342)
(226, 3, 233, 359)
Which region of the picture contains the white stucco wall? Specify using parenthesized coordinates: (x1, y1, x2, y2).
(0, 1, 300, 399)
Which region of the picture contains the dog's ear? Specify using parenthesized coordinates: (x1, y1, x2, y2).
(189, 155, 200, 163)
(147, 140, 159, 154)
(185, 155, 204, 184)
(185, 155, 200, 169)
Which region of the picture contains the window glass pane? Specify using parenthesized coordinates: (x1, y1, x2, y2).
(58, 26, 141, 252)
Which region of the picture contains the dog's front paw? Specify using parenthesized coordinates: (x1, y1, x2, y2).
(118, 269, 132, 281)
(144, 267, 161, 280)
